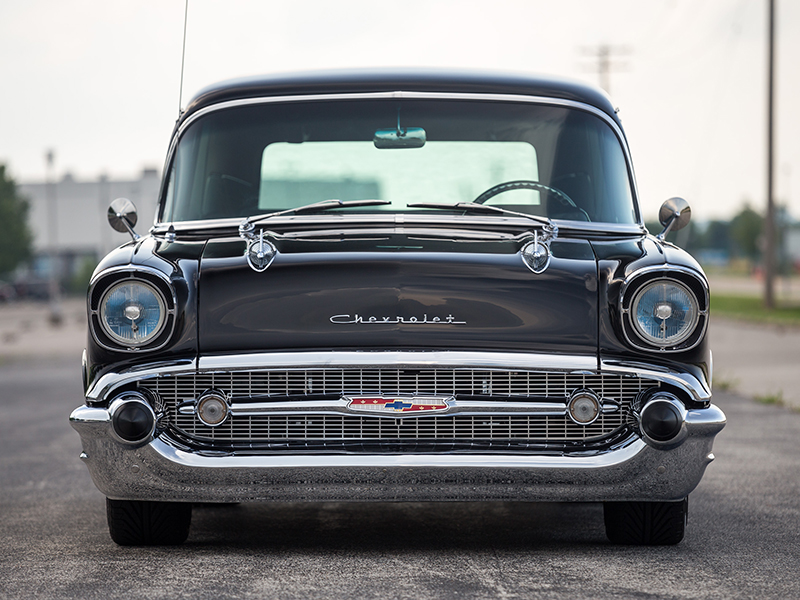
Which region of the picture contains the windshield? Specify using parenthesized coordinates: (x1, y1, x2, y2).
(162, 99, 637, 224)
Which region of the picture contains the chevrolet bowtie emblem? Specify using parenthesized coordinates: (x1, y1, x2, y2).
(344, 395, 453, 415)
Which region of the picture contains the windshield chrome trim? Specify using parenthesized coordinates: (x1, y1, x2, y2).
(175, 91, 627, 140)
(159, 90, 640, 226)
(151, 215, 646, 238)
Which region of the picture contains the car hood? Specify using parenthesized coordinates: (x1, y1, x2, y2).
(197, 233, 599, 357)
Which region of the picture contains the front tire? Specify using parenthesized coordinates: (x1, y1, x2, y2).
(106, 498, 192, 546)
(603, 497, 688, 545)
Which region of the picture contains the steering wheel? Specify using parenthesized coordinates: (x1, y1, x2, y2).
(473, 179, 578, 208)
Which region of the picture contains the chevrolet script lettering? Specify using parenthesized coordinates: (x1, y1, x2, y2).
(330, 314, 466, 325)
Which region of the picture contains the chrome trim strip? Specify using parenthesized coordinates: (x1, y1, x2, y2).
(158, 90, 640, 226)
(600, 358, 711, 401)
(196, 351, 598, 372)
(87, 358, 196, 402)
(619, 264, 710, 306)
(227, 398, 570, 418)
(151, 216, 647, 237)
(150, 436, 646, 469)
(88, 263, 176, 291)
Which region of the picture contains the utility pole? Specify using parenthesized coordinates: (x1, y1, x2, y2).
(45, 150, 63, 326)
(764, 0, 776, 309)
(581, 44, 630, 95)
(99, 173, 111, 256)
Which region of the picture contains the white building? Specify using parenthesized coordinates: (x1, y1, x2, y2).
(12, 169, 162, 295)
(19, 168, 162, 259)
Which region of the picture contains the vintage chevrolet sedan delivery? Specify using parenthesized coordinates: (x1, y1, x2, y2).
(70, 69, 725, 545)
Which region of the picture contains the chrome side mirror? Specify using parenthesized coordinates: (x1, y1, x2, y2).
(657, 197, 691, 241)
(107, 198, 140, 241)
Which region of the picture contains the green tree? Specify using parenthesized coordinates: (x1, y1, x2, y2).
(0, 165, 33, 276)
(729, 204, 763, 261)
(704, 220, 731, 252)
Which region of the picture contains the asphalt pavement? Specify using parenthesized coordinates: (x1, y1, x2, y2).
(1, 331, 799, 598)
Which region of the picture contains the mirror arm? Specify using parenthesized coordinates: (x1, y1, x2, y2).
(656, 213, 678, 241)
(117, 214, 141, 241)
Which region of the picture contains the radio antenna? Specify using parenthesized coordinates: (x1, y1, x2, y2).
(178, 0, 190, 115)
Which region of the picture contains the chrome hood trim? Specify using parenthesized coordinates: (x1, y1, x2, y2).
(195, 351, 597, 372)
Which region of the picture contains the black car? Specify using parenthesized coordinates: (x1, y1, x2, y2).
(70, 69, 725, 546)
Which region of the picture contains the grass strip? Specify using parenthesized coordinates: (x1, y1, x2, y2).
(710, 294, 800, 326)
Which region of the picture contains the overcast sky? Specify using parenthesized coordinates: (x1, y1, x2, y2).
(1, 0, 797, 221)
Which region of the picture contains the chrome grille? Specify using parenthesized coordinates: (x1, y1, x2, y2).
(140, 368, 657, 445)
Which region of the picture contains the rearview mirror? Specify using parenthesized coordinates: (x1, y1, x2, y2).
(373, 127, 426, 149)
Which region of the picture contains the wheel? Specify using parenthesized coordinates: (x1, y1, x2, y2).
(106, 498, 192, 546)
(603, 497, 687, 545)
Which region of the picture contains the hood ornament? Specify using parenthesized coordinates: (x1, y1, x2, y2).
(239, 221, 277, 272)
(521, 228, 555, 274)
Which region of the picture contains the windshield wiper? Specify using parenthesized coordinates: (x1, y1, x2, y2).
(407, 202, 554, 228)
(242, 199, 391, 228)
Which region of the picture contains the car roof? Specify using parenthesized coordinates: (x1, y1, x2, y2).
(180, 68, 620, 126)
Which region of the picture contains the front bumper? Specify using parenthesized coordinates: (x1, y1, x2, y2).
(70, 402, 725, 503)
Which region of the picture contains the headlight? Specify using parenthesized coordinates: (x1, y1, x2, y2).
(619, 269, 708, 353)
(99, 280, 167, 347)
(630, 280, 699, 347)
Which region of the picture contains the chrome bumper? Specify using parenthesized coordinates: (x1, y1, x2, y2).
(70, 403, 725, 503)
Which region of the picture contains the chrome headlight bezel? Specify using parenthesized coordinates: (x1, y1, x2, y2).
(619, 267, 708, 353)
(99, 280, 167, 347)
(89, 267, 177, 353)
(631, 279, 699, 346)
